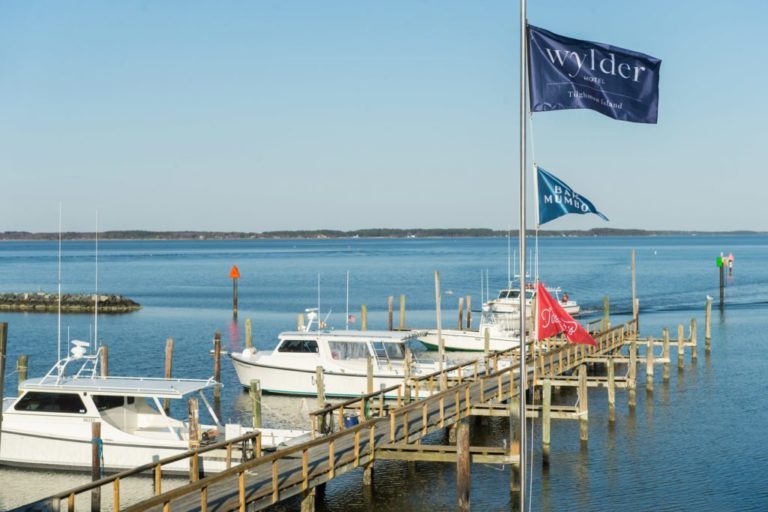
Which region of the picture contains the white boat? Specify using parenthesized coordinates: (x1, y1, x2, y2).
(0, 341, 307, 475)
(230, 310, 440, 398)
(487, 286, 580, 316)
(418, 305, 521, 352)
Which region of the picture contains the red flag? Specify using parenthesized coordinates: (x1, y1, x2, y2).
(536, 283, 596, 346)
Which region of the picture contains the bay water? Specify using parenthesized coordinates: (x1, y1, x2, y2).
(0, 235, 766, 510)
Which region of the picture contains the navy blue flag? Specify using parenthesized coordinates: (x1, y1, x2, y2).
(528, 25, 661, 124)
(537, 166, 608, 225)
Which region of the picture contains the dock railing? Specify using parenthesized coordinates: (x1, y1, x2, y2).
(34, 430, 262, 512)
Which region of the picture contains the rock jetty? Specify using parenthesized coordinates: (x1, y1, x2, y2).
(0, 292, 141, 313)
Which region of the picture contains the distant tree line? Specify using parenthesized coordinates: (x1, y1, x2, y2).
(0, 228, 761, 241)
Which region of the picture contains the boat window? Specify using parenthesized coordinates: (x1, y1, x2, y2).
(278, 339, 318, 353)
(93, 395, 135, 411)
(14, 392, 87, 414)
(328, 341, 369, 360)
(371, 341, 405, 361)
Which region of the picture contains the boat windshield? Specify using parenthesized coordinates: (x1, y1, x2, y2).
(14, 391, 87, 414)
(371, 341, 405, 361)
(328, 341, 370, 361)
(499, 290, 520, 299)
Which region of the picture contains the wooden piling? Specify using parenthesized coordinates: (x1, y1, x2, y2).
(677, 324, 685, 370)
(403, 349, 412, 404)
(0, 323, 7, 451)
(705, 296, 712, 353)
(457, 297, 464, 330)
(245, 318, 253, 349)
(188, 397, 200, 481)
(230, 265, 240, 318)
(690, 318, 698, 362)
(16, 354, 28, 392)
(91, 422, 102, 511)
(456, 417, 470, 512)
(100, 345, 108, 377)
(628, 339, 637, 408)
(646, 337, 654, 393)
(361, 305, 368, 331)
(399, 294, 406, 329)
(213, 331, 222, 400)
(163, 337, 174, 413)
(315, 366, 326, 409)
(466, 295, 472, 329)
(633, 298, 640, 334)
(387, 296, 394, 331)
(250, 380, 262, 429)
(542, 379, 551, 465)
(367, 355, 374, 394)
(631, 249, 638, 320)
(578, 364, 588, 442)
(483, 328, 490, 357)
(663, 328, 670, 383)
(298, 313, 305, 331)
(607, 358, 616, 423)
(603, 296, 610, 330)
(363, 463, 374, 486)
(719, 261, 725, 307)
(300, 489, 316, 512)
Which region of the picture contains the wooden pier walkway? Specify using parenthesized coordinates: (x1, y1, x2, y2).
(28, 296, 713, 511)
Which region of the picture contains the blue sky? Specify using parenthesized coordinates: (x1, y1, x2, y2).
(1, 1, 765, 232)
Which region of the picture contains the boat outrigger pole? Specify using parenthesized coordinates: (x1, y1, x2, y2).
(518, 0, 528, 509)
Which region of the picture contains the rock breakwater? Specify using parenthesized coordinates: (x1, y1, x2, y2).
(0, 292, 141, 313)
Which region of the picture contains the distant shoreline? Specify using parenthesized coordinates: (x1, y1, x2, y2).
(0, 228, 764, 241)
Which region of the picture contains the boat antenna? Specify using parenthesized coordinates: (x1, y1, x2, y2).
(94, 210, 99, 353)
(480, 269, 484, 304)
(345, 270, 349, 330)
(317, 273, 321, 322)
(57, 203, 62, 363)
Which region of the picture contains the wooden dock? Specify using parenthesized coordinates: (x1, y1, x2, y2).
(24, 297, 713, 512)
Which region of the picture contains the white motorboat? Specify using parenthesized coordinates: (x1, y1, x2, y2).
(418, 304, 521, 352)
(0, 341, 307, 475)
(487, 286, 580, 316)
(230, 310, 440, 398)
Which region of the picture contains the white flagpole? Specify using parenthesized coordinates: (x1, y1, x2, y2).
(518, 0, 528, 508)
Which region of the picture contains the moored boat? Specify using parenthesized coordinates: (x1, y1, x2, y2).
(230, 310, 440, 398)
(418, 304, 520, 352)
(487, 285, 580, 316)
(0, 341, 307, 475)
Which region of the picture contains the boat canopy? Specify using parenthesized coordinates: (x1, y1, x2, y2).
(20, 375, 218, 399)
(280, 329, 426, 343)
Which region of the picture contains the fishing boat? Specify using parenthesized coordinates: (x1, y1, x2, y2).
(230, 309, 440, 398)
(0, 341, 307, 474)
(487, 285, 580, 316)
(417, 304, 521, 352)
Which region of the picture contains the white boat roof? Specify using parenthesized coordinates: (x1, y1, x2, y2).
(20, 375, 218, 399)
(280, 329, 426, 342)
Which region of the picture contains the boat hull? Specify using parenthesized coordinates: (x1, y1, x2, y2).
(0, 428, 231, 475)
(230, 354, 411, 398)
(419, 330, 519, 352)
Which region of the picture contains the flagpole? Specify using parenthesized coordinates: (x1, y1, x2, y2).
(518, 0, 528, 508)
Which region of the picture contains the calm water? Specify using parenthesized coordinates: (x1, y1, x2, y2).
(0, 235, 766, 510)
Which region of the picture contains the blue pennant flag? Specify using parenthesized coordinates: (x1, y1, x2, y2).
(537, 166, 609, 225)
(528, 25, 661, 124)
